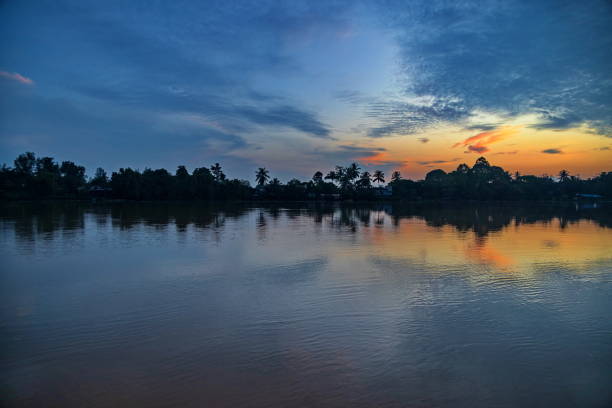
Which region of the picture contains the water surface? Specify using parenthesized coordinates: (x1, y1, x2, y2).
(1, 202, 611, 407)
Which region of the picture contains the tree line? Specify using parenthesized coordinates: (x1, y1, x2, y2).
(1, 152, 610, 201)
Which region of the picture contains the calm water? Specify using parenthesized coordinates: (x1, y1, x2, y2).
(1, 202, 611, 407)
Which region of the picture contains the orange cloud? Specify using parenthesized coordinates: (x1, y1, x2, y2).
(358, 151, 391, 165)
(454, 126, 519, 153)
(0, 71, 34, 85)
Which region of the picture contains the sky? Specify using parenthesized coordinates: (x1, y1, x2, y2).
(1, 0, 611, 181)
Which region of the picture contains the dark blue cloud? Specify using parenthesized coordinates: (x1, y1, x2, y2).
(0, 0, 343, 176)
(528, 111, 583, 131)
(0, 83, 251, 172)
(417, 158, 460, 166)
(336, 145, 386, 153)
(376, 0, 612, 136)
(337, 91, 469, 138)
(235, 106, 331, 139)
(542, 148, 563, 154)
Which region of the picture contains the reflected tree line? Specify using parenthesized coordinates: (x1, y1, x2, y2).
(2, 202, 610, 244)
(1, 152, 611, 201)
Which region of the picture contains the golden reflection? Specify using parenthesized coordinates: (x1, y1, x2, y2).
(358, 217, 611, 275)
(465, 242, 514, 268)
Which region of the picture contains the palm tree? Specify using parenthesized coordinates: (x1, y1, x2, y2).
(312, 171, 323, 184)
(335, 165, 347, 181)
(211, 163, 224, 181)
(391, 171, 401, 182)
(559, 169, 569, 182)
(358, 171, 372, 189)
(324, 170, 337, 184)
(255, 167, 270, 186)
(372, 170, 385, 186)
(346, 163, 360, 183)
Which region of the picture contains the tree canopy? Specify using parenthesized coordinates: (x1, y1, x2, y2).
(1, 152, 610, 201)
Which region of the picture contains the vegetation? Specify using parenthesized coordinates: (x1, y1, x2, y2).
(1, 152, 611, 201)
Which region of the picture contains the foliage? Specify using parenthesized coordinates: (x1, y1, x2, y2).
(1, 153, 611, 201)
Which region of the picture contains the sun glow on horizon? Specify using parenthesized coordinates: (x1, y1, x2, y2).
(340, 119, 611, 180)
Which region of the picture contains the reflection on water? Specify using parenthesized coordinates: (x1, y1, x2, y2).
(1, 202, 611, 407)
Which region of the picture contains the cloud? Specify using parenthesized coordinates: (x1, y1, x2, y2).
(1, 2, 336, 136)
(337, 144, 386, 153)
(338, 91, 469, 138)
(0, 84, 252, 175)
(418, 137, 429, 143)
(377, 0, 612, 137)
(76, 83, 330, 138)
(464, 124, 498, 131)
(357, 151, 404, 167)
(541, 148, 563, 154)
(453, 126, 519, 154)
(416, 158, 460, 166)
(365, 96, 469, 138)
(3, 0, 612, 178)
(493, 150, 518, 155)
(595, 146, 610, 151)
(0, 71, 33, 85)
(529, 111, 583, 131)
(467, 145, 488, 153)
(236, 105, 331, 139)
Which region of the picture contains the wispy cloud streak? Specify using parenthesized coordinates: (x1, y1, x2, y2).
(0, 71, 33, 85)
(453, 127, 519, 154)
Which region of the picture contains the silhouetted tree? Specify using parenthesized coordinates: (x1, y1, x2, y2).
(59, 161, 86, 195)
(176, 165, 189, 178)
(324, 170, 337, 184)
(425, 169, 447, 182)
(456, 163, 470, 174)
(14, 152, 36, 175)
(255, 168, 270, 186)
(372, 170, 385, 185)
(358, 172, 372, 189)
(2, 152, 611, 202)
(90, 168, 108, 187)
(346, 163, 360, 183)
(211, 163, 225, 182)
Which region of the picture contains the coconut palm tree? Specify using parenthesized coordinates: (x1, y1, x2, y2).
(358, 171, 372, 189)
(559, 169, 569, 182)
(372, 170, 385, 185)
(391, 171, 401, 182)
(324, 170, 337, 184)
(255, 167, 270, 186)
(345, 163, 360, 183)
